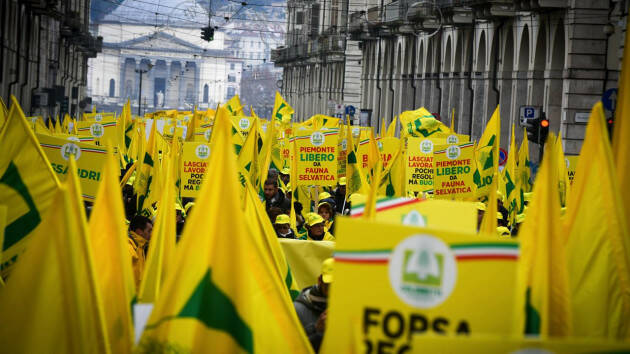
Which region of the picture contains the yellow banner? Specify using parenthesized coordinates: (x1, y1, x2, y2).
(294, 128, 339, 186)
(37, 134, 116, 199)
(193, 127, 212, 142)
(84, 112, 116, 121)
(405, 137, 446, 194)
(180, 142, 211, 198)
(321, 217, 520, 353)
(76, 119, 118, 146)
(434, 132, 470, 144)
(433, 142, 476, 199)
(231, 116, 254, 137)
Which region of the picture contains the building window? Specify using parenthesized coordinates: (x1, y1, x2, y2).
(109, 79, 115, 97)
(230, 63, 235, 70)
(228, 75, 236, 83)
(227, 86, 236, 98)
(186, 83, 194, 101)
(296, 11, 304, 25)
(203, 84, 209, 103)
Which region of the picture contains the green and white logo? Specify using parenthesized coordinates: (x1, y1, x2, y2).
(204, 128, 212, 142)
(195, 144, 210, 159)
(401, 210, 427, 227)
(94, 114, 103, 122)
(90, 123, 104, 138)
(311, 131, 325, 147)
(61, 143, 81, 161)
(388, 234, 457, 308)
(447, 134, 459, 144)
(446, 145, 461, 160)
(239, 118, 250, 130)
(340, 138, 347, 151)
(420, 139, 434, 154)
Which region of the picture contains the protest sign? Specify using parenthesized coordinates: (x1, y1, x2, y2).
(434, 132, 470, 145)
(565, 155, 579, 184)
(294, 128, 339, 186)
(351, 197, 477, 234)
(193, 127, 212, 142)
(320, 218, 520, 353)
(231, 116, 253, 137)
(405, 137, 446, 194)
(37, 133, 115, 200)
(76, 119, 117, 145)
(433, 142, 476, 199)
(180, 142, 211, 198)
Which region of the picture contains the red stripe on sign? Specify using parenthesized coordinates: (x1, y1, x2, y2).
(455, 255, 518, 261)
(334, 258, 388, 264)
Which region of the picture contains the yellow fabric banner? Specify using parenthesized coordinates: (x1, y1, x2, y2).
(294, 128, 339, 186)
(321, 217, 521, 353)
(278, 239, 335, 289)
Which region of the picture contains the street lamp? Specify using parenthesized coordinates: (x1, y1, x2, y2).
(135, 62, 154, 116)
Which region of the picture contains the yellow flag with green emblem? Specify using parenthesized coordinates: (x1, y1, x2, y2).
(478, 172, 498, 235)
(399, 107, 450, 138)
(135, 119, 159, 216)
(222, 94, 244, 116)
(138, 107, 313, 353)
(0, 157, 110, 353)
(518, 127, 532, 192)
(88, 153, 135, 354)
(514, 134, 571, 337)
(502, 124, 519, 224)
(272, 91, 294, 123)
(474, 106, 500, 199)
(0, 96, 60, 277)
(565, 102, 630, 340)
(345, 122, 369, 198)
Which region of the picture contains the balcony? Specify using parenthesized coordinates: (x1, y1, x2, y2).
(367, 6, 382, 23)
(348, 11, 365, 33)
(383, 0, 408, 24)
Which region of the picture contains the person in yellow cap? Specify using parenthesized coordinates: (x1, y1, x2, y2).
(274, 214, 296, 239)
(302, 214, 335, 241)
(496, 226, 511, 237)
(294, 258, 334, 352)
(333, 177, 347, 214)
(279, 167, 290, 187)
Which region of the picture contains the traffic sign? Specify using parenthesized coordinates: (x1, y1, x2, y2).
(335, 104, 344, 115)
(345, 105, 356, 116)
(602, 88, 617, 112)
(519, 106, 540, 126)
(499, 148, 508, 166)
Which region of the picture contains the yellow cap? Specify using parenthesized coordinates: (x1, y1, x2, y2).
(496, 212, 503, 220)
(275, 214, 290, 225)
(496, 226, 511, 237)
(475, 202, 486, 211)
(280, 167, 290, 175)
(306, 213, 325, 226)
(318, 192, 331, 200)
(321, 258, 334, 283)
(318, 201, 332, 209)
(339, 177, 346, 186)
(184, 202, 195, 214)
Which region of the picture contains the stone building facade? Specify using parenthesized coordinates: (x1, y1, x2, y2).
(0, 0, 101, 117)
(348, 0, 628, 156)
(272, 0, 364, 119)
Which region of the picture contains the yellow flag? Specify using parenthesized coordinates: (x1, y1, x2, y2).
(243, 180, 301, 300)
(518, 128, 533, 192)
(0, 157, 110, 353)
(88, 153, 135, 353)
(345, 122, 369, 199)
(386, 115, 398, 137)
(613, 15, 630, 224)
(238, 117, 260, 186)
(478, 172, 498, 235)
(564, 102, 630, 340)
(272, 91, 294, 123)
(138, 107, 312, 353)
(136, 119, 159, 215)
(450, 108, 456, 131)
(399, 107, 450, 138)
(503, 124, 519, 223)
(474, 106, 501, 199)
(138, 159, 177, 303)
(222, 94, 244, 116)
(0, 96, 7, 130)
(514, 134, 570, 337)
(555, 134, 570, 207)
(0, 96, 60, 277)
(257, 119, 277, 193)
(363, 159, 383, 220)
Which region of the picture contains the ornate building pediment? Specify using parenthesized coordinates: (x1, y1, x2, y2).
(107, 31, 204, 54)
